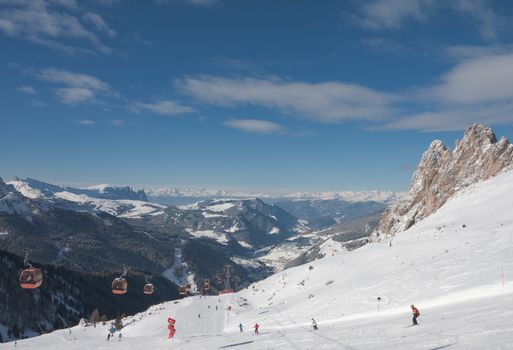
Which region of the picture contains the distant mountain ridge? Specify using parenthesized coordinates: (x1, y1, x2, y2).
(7, 178, 162, 219)
(9, 177, 148, 201)
(146, 187, 404, 206)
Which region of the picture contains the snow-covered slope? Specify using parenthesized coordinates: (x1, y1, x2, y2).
(8, 167, 513, 349)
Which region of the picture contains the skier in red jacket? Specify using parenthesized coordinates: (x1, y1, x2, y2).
(168, 317, 176, 338)
(411, 305, 420, 326)
(254, 323, 260, 334)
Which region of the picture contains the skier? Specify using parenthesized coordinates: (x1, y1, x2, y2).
(216, 305, 218, 311)
(411, 305, 420, 326)
(109, 323, 116, 337)
(311, 318, 318, 330)
(118, 332, 122, 341)
(168, 317, 176, 339)
(254, 323, 259, 334)
(239, 323, 244, 333)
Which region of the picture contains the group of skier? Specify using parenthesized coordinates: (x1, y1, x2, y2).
(164, 304, 420, 341)
(106, 322, 123, 341)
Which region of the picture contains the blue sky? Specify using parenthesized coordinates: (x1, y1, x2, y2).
(2, 0, 513, 192)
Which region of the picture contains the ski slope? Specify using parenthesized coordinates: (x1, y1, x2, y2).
(4, 169, 513, 349)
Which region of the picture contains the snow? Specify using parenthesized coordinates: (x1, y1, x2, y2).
(54, 191, 165, 218)
(0, 192, 33, 222)
(269, 227, 280, 235)
(202, 212, 228, 219)
(231, 256, 262, 270)
(206, 202, 236, 212)
(6, 168, 513, 349)
(237, 240, 253, 249)
(257, 242, 305, 270)
(187, 229, 230, 245)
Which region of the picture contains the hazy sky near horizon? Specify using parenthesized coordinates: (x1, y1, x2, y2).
(2, 0, 513, 192)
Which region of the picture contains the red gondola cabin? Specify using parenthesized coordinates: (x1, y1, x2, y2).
(143, 283, 154, 295)
(112, 277, 128, 295)
(19, 268, 43, 289)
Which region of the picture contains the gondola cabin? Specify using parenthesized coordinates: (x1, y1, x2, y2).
(112, 277, 128, 295)
(143, 283, 154, 295)
(19, 268, 43, 289)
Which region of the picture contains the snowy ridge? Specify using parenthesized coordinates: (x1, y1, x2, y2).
(7, 178, 164, 218)
(9, 168, 513, 349)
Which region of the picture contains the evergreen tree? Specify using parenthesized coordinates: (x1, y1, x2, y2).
(114, 314, 123, 331)
(90, 308, 100, 327)
(11, 324, 20, 339)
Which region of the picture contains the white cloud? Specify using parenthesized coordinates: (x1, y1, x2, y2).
(453, 0, 500, 41)
(37, 68, 110, 91)
(79, 119, 95, 125)
(378, 102, 513, 132)
(36, 68, 111, 104)
(17, 85, 36, 94)
(351, 0, 502, 41)
(135, 100, 196, 116)
(381, 52, 513, 131)
(177, 76, 395, 123)
(224, 119, 284, 134)
(351, 0, 433, 29)
(110, 119, 125, 126)
(0, 0, 114, 54)
(443, 44, 513, 60)
(430, 53, 513, 103)
(56, 87, 95, 103)
(83, 12, 117, 38)
(177, 51, 513, 132)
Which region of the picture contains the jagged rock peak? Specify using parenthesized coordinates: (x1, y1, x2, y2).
(379, 124, 513, 235)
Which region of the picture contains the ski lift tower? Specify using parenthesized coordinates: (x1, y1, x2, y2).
(223, 264, 233, 291)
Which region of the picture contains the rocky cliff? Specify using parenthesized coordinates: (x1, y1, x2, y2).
(379, 124, 513, 235)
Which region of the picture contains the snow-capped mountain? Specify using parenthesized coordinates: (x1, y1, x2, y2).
(146, 186, 404, 206)
(0, 178, 35, 222)
(9, 163, 513, 349)
(141, 198, 304, 251)
(7, 178, 163, 218)
(380, 124, 513, 235)
(10, 177, 148, 201)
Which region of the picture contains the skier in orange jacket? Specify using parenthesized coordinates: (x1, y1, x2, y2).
(411, 305, 420, 326)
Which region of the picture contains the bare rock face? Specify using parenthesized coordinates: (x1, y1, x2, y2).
(379, 124, 513, 235)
